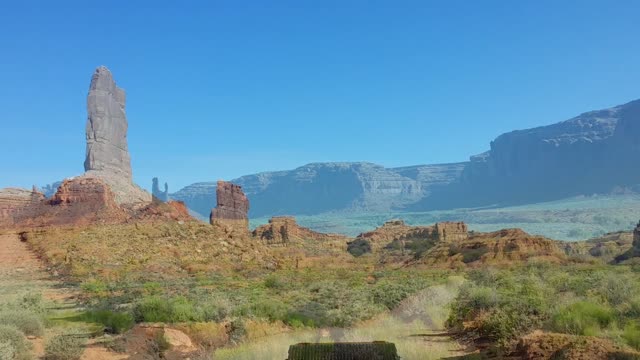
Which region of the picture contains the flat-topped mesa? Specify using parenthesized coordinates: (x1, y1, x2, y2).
(210, 181, 249, 231)
(83, 66, 150, 205)
(84, 66, 131, 178)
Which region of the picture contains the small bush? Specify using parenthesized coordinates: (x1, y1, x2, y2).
(0, 340, 15, 360)
(623, 322, 640, 350)
(227, 320, 246, 345)
(263, 275, 284, 289)
(45, 334, 86, 360)
(0, 325, 32, 360)
(249, 299, 289, 322)
(371, 282, 409, 310)
(134, 296, 172, 323)
(0, 310, 45, 337)
(82, 310, 134, 334)
(134, 296, 203, 323)
(551, 301, 614, 335)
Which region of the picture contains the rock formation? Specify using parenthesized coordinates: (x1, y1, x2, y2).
(353, 219, 468, 253)
(152, 177, 169, 202)
(0, 187, 45, 226)
(253, 216, 348, 246)
(83, 66, 150, 205)
(210, 181, 249, 231)
(435, 222, 468, 242)
(84, 66, 131, 179)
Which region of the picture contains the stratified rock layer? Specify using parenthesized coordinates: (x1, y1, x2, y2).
(253, 216, 349, 246)
(210, 181, 249, 231)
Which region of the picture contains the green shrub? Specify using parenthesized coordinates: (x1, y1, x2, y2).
(45, 334, 86, 360)
(370, 282, 409, 310)
(134, 296, 203, 323)
(16, 293, 48, 318)
(263, 275, 284, 289)
(0, 325, 32, 360)
(82, 310, 134, 334)
(228, 320, 246, 345)
(0, 310, 45, 337)
(285, 313, 315, 328)
(81, 279, 108, 296)
(0, 340, 15, 360)
(249, 299, 289, 322)
(169, 296, 197, 323)
(551, 301, 614, 335)
(623, 322, 640, 350)
(134, 296, 172, 322)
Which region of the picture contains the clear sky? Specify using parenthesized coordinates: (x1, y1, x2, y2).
(1, 1, 639, 192)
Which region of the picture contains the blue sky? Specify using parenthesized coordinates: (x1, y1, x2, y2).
(1, 1, 639, 192)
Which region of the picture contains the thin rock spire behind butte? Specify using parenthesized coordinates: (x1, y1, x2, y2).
(84, 66, 132, 179)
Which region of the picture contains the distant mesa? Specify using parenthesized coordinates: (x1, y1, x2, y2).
(171, 98, 640, 217)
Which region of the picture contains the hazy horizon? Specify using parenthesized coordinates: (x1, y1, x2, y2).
(2, 1, 640, 191)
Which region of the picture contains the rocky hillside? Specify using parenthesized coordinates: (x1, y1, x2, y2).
(171, 162, 465, 218)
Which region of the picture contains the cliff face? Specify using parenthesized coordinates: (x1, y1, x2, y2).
(172, 162, 465, 218)
(414, 99, 640, 210)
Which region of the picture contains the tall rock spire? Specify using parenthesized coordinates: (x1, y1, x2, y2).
(84, 66, 132, 179)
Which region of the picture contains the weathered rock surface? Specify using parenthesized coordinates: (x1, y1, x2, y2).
(210, 181, 249, 231)
(172, 162, 465, 218)
(84, 66, 131, 179)
(354, 219, 468, 253)
(253, 216, 349, 246)
(83, 66, 150, 205)
(0, 187, 45, 226)
(419, 228, 567, 266)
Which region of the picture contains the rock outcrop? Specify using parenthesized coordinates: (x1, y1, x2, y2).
(8, 177, 128, 228)
(0, 187, 45, 226)
(353, 219, 468, 253)
(435, 222, 468, 242)
(253, 216, 348, 246)
(83, 66, 150, 205)
(210, 181, 249, 231)
(419, 228, 567, 266)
